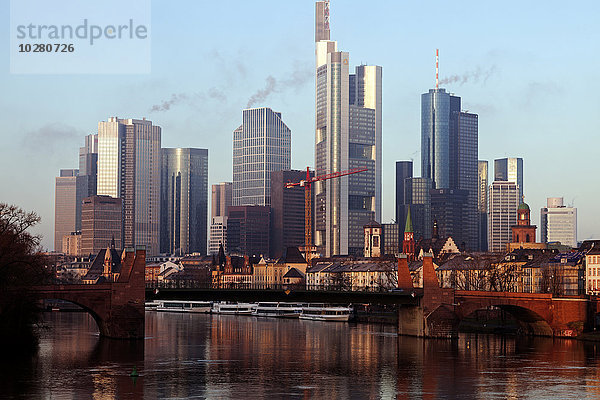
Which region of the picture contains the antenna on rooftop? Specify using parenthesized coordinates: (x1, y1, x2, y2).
(435, 49, 439, 89)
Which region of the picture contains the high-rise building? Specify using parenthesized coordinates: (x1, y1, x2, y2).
(382, 222, 399, 256)
(227, 205, 270, 257)
(270, 170, 312, 259)
(160, 148, 208, 255)
(314, 1, 382, 256)
(494, 157, 523, 200)
(404, 177, 432, 241)
(541, 197, 577, 248)
(232, 108, 291, 207)
(478, 160, 489, 251)
(62, 231, 82, 256)
(212, 182, 232, 219)
(421, 88, 478, 250)
(97, 117, 161, 255)
(81, 195, 122, 255)
(395, 161, 413, 229)
(54, 169, 87, 251)
(79, 133, 98, 197)
(430, 188, 469, 248)
(209, 182, 232, 255)
(488, 181, 519, 252)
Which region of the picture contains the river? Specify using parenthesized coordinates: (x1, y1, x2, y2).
(3, 311, 600, 399)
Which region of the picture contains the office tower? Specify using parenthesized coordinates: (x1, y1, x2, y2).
(404, 177, 432, 241)
(421, 86, 478, 250)
(54, 169, 87, 251)
(430, 188, 469, 248)
(97, 117, 161, 255)
(232, 107, 291, 207)
(395, 161, 413, 228)
(382, 223, 399, 256)
(212, 182, 232, 219)
(270, 170, 313, 259)
(478, 160, 489, 251)
(227, 205, 270, 257)
(160, 148, 208, 255)
(79, 133, 98, 197)
(314, 1, 382, 256)
(494, 157, 523, 200)
(209, 182, 232, 255)
(81, 195, 122, 255)
(488, 181, 519, 252)
(541, 197, 577, 248)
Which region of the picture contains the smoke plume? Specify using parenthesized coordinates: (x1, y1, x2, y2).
(246, 64, 312, 108)
(149, 88, 227, 113)
(439, 65, 497, 86)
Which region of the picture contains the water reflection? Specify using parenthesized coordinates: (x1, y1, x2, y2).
(3, 312, 600, 399)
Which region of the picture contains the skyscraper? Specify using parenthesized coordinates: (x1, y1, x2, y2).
(160, 148, 208, 255)
(54, 169, 87, 251)
(81, 195, 122, 255)
(232, 107, 291, 207)
(488, 181, 519, 252)
(270, 170, 312, 258)
(79, 133, 98, 198)
(404, 177, 432, 241)
(541, 197, 577, 248)
(97, 117, 161, 255)
(314, 1, 381, 256)
(494, 157, 523, 200)
(421, 86, 478, 250)
(209, 182, 232, 255)
(478, 160, 489, 251)
(227, 205, 270, 257)
(395, 161, 413, 228)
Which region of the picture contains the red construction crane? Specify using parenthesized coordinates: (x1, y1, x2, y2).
(285, 167, 367, 262)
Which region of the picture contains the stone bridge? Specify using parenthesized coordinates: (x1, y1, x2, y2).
(32, 247, 146, 339)
(396, 254, 600, 338)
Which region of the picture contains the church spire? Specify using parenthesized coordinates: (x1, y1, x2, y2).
(404, 205, 413, 234)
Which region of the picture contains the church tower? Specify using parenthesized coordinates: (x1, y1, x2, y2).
(511, 199, 537, 244)
(403, 206, 415, 261)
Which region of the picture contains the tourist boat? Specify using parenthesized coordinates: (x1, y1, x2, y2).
(155, 300, 212, 313)
(299, 303, 352, 322)
(212, 302, 256, 315)
(253, 302, 304, 318)
(145, 301, 161, 311)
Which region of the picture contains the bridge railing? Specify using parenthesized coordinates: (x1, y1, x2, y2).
(146, 281, 397, 293)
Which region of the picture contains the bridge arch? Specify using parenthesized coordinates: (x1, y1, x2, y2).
(41, 296, 104, 335)
(457, 302, 553, 336)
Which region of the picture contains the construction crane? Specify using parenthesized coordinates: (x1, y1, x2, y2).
(285, 167, 367, 262)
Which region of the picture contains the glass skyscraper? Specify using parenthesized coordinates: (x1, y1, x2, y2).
(541, 197, 577, 248)
(97, 117, 161, 255)
(314, 1, 382, 256)
(494, 157, 523, 201)
(488, 181, 519, 252)
(232, 107, 291, 207)
(160, 148, 208, 255)
(54, 169, 86, 251)
(405, 177, 432, 241)
(478, 160, 489, 251)
(421, 88, 479, 250)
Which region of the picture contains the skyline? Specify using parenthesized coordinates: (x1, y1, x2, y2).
(1, 0, 599, 250)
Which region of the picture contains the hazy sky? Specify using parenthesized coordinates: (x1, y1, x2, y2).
(1, 0, 599, 250)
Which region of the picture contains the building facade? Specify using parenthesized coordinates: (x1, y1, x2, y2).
(270, 170, 312, 259)
(160, 148, 208, 255)
(488, 181, 519, 252)
(404, 177, 432, 241)
(541, 197, 577, 248)
(232, 107, 291, 207)
(81, 195, 122, 256)
(54, 169, 87, 251)
(478, 160, 488, 251)
(209, 182, 232, 255)
(227, 205, 270, 257)
(395, 160, 413, 236)
(494, 157, 523, 201)
(97, 117, 161, 255)
(79, 133, 98, 198)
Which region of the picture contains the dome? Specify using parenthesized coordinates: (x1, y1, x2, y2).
(518, 202, 530, 211)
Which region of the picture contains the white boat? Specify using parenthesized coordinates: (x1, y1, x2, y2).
(156, 300, 212, 313)
(253, 302, 303, 318)
(145, 301, 160, 311)
(300, 303, 352, 322)
(212, 302, 256, 315)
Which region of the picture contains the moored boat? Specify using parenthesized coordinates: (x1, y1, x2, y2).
(156, 300, 212, 313)
(212, 302, 256, 315)
(299, 303, 352, 322)
(253, 302, 303, 318)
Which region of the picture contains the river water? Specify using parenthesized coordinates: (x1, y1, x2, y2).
(3, 311, 600, 399)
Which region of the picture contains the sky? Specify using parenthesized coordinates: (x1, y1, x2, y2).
(1, 0, 599, 251)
